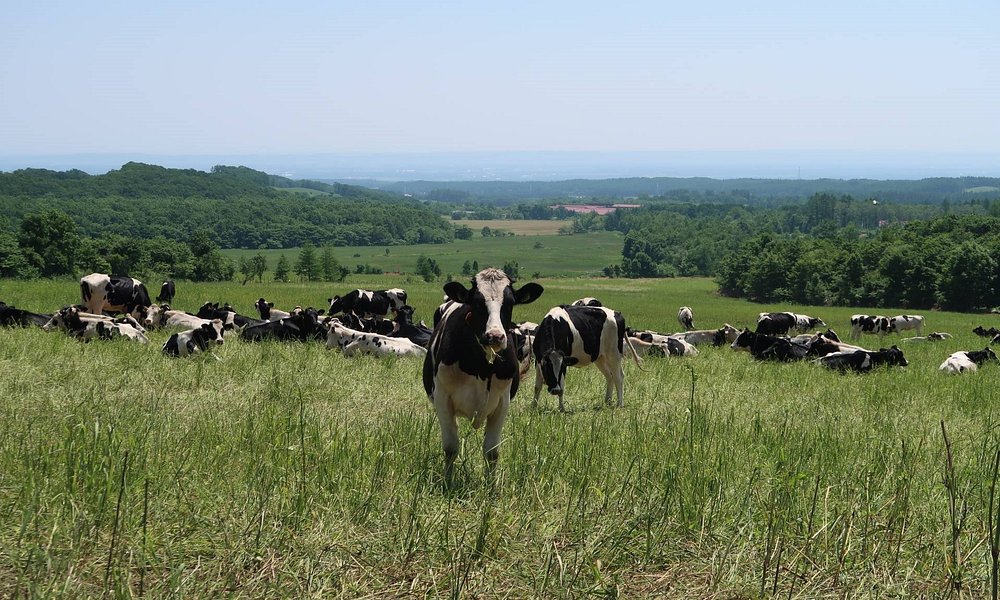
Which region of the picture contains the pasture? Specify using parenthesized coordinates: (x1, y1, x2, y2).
(451, 219, 569, 236)
(2, 275, 1000, 598)
(221, 230, 623, 278)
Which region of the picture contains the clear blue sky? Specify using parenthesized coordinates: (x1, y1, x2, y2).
(2, 1, 998, 157)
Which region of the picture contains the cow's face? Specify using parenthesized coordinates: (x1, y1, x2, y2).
(256, 298, 274, 320)
(538, 349, 577, 395)
(443, 268, 543, 352)
(386, 289, 407, 310)
(730, 328, 753, 351)
(145, 304, 166, 327)
(204, 320, 226, 345)
(880, 346, 908, 367)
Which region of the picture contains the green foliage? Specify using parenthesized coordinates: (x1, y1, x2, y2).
(454, 225, 474, 240)
(415, 255, 441, 282)
(319, 246, 349, 282)
(295, 243, 319, 281)
(501, 260, 520, 280)
(17, 209, 81, 277)
(273, 254, 290, 282)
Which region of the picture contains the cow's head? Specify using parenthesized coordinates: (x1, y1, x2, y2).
(386, 288, 407, 311)
(44, 306, 81, 331)
(715, 323, 740, 346)
(203, 319, 226, 345)
(879, 345, 908, 367)
(730, 328, 753, 351)
(255, 298, 274, 320)
(443, 268, 543, 352)
(327, 296, 344, 315)
(145, 304, 168, 328)
(538, 348, 577, 395)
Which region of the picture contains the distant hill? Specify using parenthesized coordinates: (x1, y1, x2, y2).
(0, 163, 454, 248)
(340, 176, 1000, 205)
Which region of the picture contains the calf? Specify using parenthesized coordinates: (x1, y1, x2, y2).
(79, 273, 152, 320)
(422, 268, 543, 484)
(0, 301, 50, 327)
(328, 288, 407, 318)
(533, 305, 641, 411)
(240, 307, 323, 342)
(815, 346, 908, 373)
(850, 314, 892, 340)
(939, 348, 998, 374)
(162, 320, 226, 357)
(572, 297, 603, 307)
(677, 306, 694, 330)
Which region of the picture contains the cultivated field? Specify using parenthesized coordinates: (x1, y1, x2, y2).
(2, 276, 1000, 598)
(222, 231, 623, 278)
(451, 219, 569, 236)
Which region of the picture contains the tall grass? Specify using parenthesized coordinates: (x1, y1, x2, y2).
(1, 277, 999, 597)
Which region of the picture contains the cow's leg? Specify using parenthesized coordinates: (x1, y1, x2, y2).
(532, 362, 543, 407)
(433, 393, 460, 486)
(482, 396, 509, 480)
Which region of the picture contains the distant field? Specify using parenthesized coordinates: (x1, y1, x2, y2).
(272, 186, 333, 196)
(450, 219, 568, 235)
(222, 231, 623, 278)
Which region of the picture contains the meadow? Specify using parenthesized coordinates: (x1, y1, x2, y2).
(2, 275, 1000, 598)
(221, 230, 623, 279)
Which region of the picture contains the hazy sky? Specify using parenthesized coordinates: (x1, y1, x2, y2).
(2, 1, 999, 157)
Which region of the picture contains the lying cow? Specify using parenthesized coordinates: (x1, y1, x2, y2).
(423, 268, 544, 484)
(939, 348, 998, 374)
(815, 346, 908, 373)
(254, 298, 295, 322)
(673, 324, 739, 346)
(572, 297, 603, 307)
(389, 305, 432, 348)
(241, 307, 323, 342)
(901, 332, 952, 342)
(196, 302, 265, 330)
(79, 273, 152, 320)
(145, 304, 217, 330)
(162, 320, 226, 357)
(325, 318, 426, 357)
(974, 326, 1000, 338)
(629, 331, 699, 357)
(677, 306, 694, 330)
(0, 301, 50, 327)
(44, 307, 146, 334)
(533, 305, 642, 411)
(731, 328, 809, 361)
(328, 288, 407, 318)
(45, 306, 148, 343)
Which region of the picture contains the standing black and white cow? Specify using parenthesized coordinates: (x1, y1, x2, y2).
(422, 268, 543, 485)
(156, 280, 176, 304)
(887, 314, 924, 336)
(533, 305, 641, 411)
(79, 273, 152, 320)
(328, 288, 407, 318)
(756, 312, 825, 335)
(850, 314, 892, 340)
(677, 306, 694, 330)
(162, 320, 225, 357)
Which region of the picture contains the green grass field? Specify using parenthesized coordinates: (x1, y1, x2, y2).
(222, 231, 624, 279)
(2, 276, 1000, 597)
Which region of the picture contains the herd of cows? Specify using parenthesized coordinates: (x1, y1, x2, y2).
(1, 269, 999, 483)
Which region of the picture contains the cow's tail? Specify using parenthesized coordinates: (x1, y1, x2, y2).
(624, 334, 646, 371)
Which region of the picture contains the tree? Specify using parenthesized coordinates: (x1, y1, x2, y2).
(17, 209, 81, 277)
(461, 260, 473, 276)
(274, 254, 291, 282)
(238, 256, 254, 285)
(455, 225, 473, 240)
(416, 255, 441, 282)
(936, 241, 997, 311)
(502, 260, 520, 280)
(251, 252, 268, 283)
(0, 231, 36, 278)
(188, 229, 233, 281)
(481, 226, 492, 238)
(295, 243, 319, 281)
(320, 246, 348, 282)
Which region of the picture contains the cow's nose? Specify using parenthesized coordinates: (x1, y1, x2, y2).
(484, 330, 506, 347)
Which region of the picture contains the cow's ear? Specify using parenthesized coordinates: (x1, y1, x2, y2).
(564, 356, 579, 366)
(443, 281, 470, 304)
(267, 302, 274, 308)
(317, 309, 325, 315)
(513, 282, 544, 305)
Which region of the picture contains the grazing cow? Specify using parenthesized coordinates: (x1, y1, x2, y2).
(533, 305, 641, 411)
(79, 273, 152, 320)
(0, 301, 50, 327)
(730, 328, 809, 361)
(973, 326, 1000, 338)
(888, 315, 924, 336)
(572, 297, 603, 307)
(45, 306, 149, 343)
(677, 306, 694, 330)
(240, 307, 323, 342)
(254, 298, 294, 322)
(939, 348, 998, 374)
(815, 346, 908, 373)
(162, 320, 226, 357)
(422, 268, 544, 484)
(328, 288, 407, 318)
(156, 280, 176, 304)
(849, 314, 892, 340)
